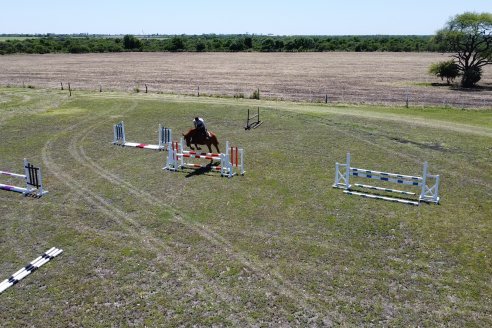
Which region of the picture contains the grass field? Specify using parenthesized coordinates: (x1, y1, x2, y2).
(0, 87, 491, 326)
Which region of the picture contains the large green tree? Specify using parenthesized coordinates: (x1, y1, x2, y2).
(434, 12, 492, 87)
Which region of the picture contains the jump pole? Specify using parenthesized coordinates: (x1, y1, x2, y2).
(0, 247, 63, 293)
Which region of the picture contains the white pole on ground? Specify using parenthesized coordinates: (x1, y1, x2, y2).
(0, 247, 62, 293)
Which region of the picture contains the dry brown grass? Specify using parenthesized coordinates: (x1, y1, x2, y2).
(0, 52, 490, 108)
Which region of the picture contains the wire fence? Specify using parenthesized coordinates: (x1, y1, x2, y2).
(3, 80, 491, 110)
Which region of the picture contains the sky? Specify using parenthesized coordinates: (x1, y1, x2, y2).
(1, 0, 490, 35)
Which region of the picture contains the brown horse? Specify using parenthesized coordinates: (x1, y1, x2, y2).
(182, 128, 220, 154)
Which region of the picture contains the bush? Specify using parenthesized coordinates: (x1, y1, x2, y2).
(461, 67, 482, 88)
(250, 88, 260, 100)
(168, 37, 185, 52)
(123, 35, 142, 50)
(195, 42, 206, 52)
(68, 44, 90, 54)
(429, 60, 460, 84)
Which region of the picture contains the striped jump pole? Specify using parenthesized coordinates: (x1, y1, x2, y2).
(0, 159, 48, 197)
(113, 121, 172, 151)
(0, 247, 63, 294)
(333, 152, 440, 205)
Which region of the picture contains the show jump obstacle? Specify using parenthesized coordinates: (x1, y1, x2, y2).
(0, 247, 63, 294)
(0, 159, 48, 197)
(333, 152, 440, 206)
(164, 139, 245, 178)
(113, 121, 172, 150)
(244, 107, 262, 130)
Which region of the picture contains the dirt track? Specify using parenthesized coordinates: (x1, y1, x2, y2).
(0, 52, 490, 108)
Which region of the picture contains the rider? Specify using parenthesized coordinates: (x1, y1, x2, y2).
(193, 117, 208, 139)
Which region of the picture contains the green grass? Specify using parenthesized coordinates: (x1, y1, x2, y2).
(0, 87, 491, 326)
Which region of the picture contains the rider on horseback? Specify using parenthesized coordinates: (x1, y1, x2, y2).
(193, 117, 209, 140)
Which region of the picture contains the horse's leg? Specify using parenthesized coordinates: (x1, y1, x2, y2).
(195, 143, 201, 150)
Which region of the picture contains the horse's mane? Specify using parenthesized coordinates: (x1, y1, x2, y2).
(183, 128, 197, 138)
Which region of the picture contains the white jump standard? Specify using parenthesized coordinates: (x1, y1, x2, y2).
(164, 139, 245, 178)
(113, 121, 172, 150)
(0, 159, 48, 197)
(0, 247, 63, 294)
(333, 152, 440, 205)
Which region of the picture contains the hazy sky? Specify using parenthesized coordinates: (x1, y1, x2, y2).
(1, 0, 490, 35)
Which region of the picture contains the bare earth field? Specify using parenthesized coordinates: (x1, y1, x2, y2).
(0, 52, 490, 108)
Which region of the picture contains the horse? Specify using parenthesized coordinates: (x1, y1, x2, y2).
(182, 128, 220, 154)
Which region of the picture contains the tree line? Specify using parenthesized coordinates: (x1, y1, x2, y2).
(0, 34, 438, 55)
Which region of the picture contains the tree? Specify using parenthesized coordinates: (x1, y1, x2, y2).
(244, 36, 253, 49)
(428, 60, 460, 84)
(433, 12, 492, 87)
(123, 34, 142, 50)
(168, 37, 185, 52)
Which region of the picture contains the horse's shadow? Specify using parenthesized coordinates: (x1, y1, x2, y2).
(184, 162, 220, 178)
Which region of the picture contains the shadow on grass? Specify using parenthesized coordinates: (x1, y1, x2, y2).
(429, 82, 492, 92)
(184, 162, 221, 178)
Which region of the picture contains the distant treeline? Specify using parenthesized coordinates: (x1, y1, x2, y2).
(0, 34, 439, 55)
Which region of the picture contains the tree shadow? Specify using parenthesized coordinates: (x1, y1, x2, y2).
(430, 82, 492, 92)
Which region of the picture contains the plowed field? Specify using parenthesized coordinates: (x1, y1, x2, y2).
(0, 52, 490, 108)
